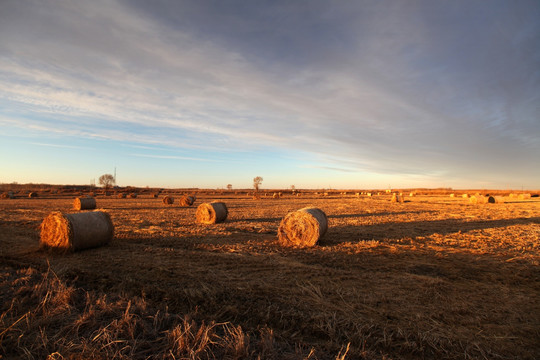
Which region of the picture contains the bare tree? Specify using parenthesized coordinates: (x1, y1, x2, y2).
(99, 174, 115, 193)
(253, 176, 263, 193)
(227, 184, 233, 191)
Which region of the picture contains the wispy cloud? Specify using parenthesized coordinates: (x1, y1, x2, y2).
(28, 142, 90, 150)
(130, 153, 217, 162)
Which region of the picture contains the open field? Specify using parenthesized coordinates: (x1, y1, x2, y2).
(1, 191, 539, 359)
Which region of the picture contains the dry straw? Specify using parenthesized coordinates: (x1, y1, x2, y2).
(162, 195, 174, 205)
(73, 197, 97, 210)
(28, 192, 38, 198)
(196, 201, 228, 224)
(179, 195, 196, 207)
(1, 191, 14, 199)
(277, 207, 328, 247)
(469, 195, 487, 204)
(40, 211, 114, 252)
(487, 196, 504, 204)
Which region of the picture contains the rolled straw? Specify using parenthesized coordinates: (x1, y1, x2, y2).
(40, 211, 114, 252)
(469, 195, 487, 204)
(162, 195, 174, 205)
(73, 197, 96, 210)
(277, 207, 328, 247)
(487, 196, 504, 204)
(179, 195, 196, 207)
(196, 201, 228, 224)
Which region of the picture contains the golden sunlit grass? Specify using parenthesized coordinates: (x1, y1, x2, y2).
(1, 190, 539, 359)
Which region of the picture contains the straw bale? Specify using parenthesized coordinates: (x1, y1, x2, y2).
(277, 207, 328, 248)
(449, 194, 455, 198)
(462, 194, 469, 198)
(128, 193, 138, 198)
(179, 195, 196, 207)
(40, 211, 114, 252)
(28, 192, 38, 198)
(196, 201, 228, 224)
(469, 195, 487, 204)
(162, 195, 174, 205)
(273, 192, 280, 199)
(1, 191, 14, 199)
(518, 194, 531, 200)
(73, 197, 97, 210)
(391, 193, 404, 203)
(118, 193, 126, 199)
(487, 196, 504, 204)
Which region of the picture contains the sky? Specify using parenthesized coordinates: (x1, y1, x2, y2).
(1, 0, 539, 190)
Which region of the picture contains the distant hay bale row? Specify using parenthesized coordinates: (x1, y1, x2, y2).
(277, 207, 328, 248)
(73, 197, 96, 210)
(40, 211, 114, 252)
(196, 201, 228, 224)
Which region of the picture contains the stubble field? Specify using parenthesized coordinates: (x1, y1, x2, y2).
(1, 191, 539, 359)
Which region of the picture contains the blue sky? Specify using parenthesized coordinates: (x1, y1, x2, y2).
(1, 0, 539, 189)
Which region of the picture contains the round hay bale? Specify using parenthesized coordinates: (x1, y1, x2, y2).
(273, 192, 280, 199)
(518, 194, 531, 200)
(462, 194, 469, 198)
(162, 195, 174, 205)
(1, 191, 14, 199)
(196, 201, 228, 224)
(40, 211, 114, 252)
(487, 196, 504, 204)
(179, 195, 196, 207)
(28, 192, 38, 198)
(73, 197, 97, 210)
(152, 193, 159, 198)
(278, 207, 328, 247)
(118, 193, 127, 199)
(391, 193, 404, 203)
(469, 195, 487, 204)
(449, 194, 455, 198)
(128, 193, 138, 198)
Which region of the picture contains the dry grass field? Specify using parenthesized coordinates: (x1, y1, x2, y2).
(1, 191, 539, 359)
